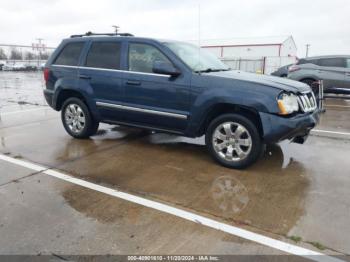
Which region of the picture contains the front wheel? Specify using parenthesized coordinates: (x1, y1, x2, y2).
(205, 114, 263, 169)
(301, 79, 319, 97)
(61, 97, 99, 139)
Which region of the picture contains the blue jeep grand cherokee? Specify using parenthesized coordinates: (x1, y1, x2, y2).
(43, 32, 319, 169)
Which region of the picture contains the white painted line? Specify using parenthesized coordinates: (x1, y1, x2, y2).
(0, 154, 46, 172)
(0, 107, 48, 116)
(325, 105, 350, 108)
(312, 129, 350, 136)
(0, 154, 344, 262)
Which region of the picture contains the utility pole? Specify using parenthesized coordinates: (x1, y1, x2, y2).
(305, 44, 310, 57)
(32, 38, 45, 67)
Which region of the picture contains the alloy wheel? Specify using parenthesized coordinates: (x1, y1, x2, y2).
(212, 121, 252, 162)
(64, 103, 86, 134)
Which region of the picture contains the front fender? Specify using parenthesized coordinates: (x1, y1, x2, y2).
(186, 87, 279, 136)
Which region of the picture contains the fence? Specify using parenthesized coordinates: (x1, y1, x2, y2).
(0, 44, 55, 65)
(220, 56, 297, 75)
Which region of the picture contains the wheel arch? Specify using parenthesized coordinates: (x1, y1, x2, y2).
(300, 77, 317, 83)
(55, 89, 87, 111)
(54, 88, 100, 121)
(196, 103, 263, 137)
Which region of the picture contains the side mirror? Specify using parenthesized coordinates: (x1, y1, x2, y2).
(152, 60, 181, 77)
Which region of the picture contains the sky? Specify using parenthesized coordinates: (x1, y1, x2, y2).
(0, 0, 349, 57)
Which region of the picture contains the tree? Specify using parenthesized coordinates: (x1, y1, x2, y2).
(24, 51, 36, 60)
(40, 52, 51, 60)
(9, 48, 22, 60)
(0, 48, 7, 60)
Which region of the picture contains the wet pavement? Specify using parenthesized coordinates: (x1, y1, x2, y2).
(1, 162, 285, 255)
(0, 72, 350, 259)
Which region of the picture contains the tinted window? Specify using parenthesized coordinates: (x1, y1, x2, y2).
(298, 59, 319, 65)
(128, 43, 171, 73)
(346, 59, 350, 68)
(54, 42, 84, 66)
(86, 42, 121, 69)
(318, 58, 345, 68)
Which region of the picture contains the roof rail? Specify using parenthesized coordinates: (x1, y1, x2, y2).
(70, 31, 134, 38)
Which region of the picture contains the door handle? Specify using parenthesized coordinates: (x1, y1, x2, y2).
(79, 74, 91, 80)
(126, 80, 141, 86)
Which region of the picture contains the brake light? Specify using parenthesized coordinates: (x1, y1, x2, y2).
(288, 65, 300, 73)
(43, 68, 50, 83)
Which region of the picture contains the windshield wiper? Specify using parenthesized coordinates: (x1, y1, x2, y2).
(195, 68, 231, 73)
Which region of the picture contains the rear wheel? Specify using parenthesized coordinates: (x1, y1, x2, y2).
(205, 114, 263, 169)
(61, 97, 99, 139)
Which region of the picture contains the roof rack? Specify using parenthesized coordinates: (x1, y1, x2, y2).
(70, 31, 134, 38)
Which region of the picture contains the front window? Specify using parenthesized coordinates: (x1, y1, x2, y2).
(318, 58, 345, 68)
(346, 58, 350, 68)
(164, 41, 229, 72)
(128, 43, 171, 73)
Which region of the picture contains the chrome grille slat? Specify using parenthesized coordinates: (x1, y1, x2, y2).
(298, 92, 317, 113)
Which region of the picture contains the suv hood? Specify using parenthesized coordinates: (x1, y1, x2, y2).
(205, 70, 311, 93)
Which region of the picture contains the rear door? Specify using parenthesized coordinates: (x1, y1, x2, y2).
(79, 40, 124, 122)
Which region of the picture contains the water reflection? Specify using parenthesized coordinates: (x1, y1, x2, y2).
(58, 131, 309, 235)
(211, 175, 249, 215)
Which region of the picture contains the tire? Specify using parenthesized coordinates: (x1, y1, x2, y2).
(61, 97, 99, 139)
(205, 113, 263, 169)
(301, 78, 319, 96)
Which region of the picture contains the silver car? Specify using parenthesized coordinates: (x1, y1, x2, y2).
(288, 55, 350, 94)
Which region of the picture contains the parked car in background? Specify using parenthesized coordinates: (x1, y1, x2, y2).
(2, 63, 26, 71)
(43, 33, 319, 169)
(0, 63, 4, 71)
(271, 64, 292, 77)
(288, 55, 350, 94)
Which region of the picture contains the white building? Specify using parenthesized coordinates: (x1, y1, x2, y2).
(198, 36, 298, 74)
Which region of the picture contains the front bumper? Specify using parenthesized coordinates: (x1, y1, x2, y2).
(259, 110, 320, 144)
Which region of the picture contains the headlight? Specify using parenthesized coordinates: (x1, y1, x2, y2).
(277, 93, 299, 115)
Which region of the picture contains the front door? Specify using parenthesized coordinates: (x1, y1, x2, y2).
(317, 57, 347, 91)
(343, 58, 350, 92)
(122, 42, 190, 132)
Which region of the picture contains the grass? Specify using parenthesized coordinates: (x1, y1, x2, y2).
(307, 241, 326, 251)
(288, 235, 302, 243)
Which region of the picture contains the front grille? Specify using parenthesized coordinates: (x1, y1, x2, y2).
(297, 92, 317, 113)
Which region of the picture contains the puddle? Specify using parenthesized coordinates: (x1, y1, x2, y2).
(0, 72, 47, 109)
(59, 136, 309, 236)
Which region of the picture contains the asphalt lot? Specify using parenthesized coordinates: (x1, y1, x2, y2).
(0, 72, 350, 261)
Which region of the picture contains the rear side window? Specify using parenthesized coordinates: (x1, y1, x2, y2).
(54, 42, 84, 66)
(318, 58, 345, 68)
(85, 42, 121, 69)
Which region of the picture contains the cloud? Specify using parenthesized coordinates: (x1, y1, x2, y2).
(0, 0, 349, 56)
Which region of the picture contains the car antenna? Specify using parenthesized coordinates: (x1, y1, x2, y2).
(112, 25, 120, 35)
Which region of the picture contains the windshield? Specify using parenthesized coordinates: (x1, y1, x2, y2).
(164, 41, 229, 72)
